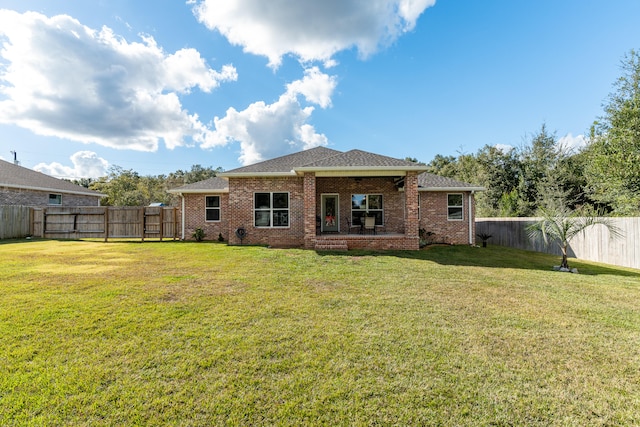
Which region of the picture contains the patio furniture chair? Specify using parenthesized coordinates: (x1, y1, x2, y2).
(364, 216, 376, 235)
(346, 217, 359, 234)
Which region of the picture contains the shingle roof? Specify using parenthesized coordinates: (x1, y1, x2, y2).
(300, 149, 422, 168)
(178, 147, 482, 192)
(0, 159, 105, 196)
(222, 147, 342, 175)
(168, 176, 229, 193)
(221, 147, 427, 176)
(417, 172, 484, 191)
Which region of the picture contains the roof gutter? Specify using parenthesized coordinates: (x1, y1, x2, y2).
(419, 186, 485, 192)
(217, 171, 297, 178)
(294, 166, 429, 174)
(0, 183, 106, 197)
(167, 188, 229, 194)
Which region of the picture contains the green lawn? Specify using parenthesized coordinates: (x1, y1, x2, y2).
(1, 240, 639, 426)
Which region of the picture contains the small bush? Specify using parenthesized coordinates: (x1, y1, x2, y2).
(192, 228, 206, 242)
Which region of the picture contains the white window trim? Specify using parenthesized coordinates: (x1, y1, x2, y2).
(205, 195, 221, 222)
(254, 192, 290, 228)
(447, 193, 464, 221)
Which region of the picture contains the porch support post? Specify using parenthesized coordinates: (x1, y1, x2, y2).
(405, 172, 420, 248)
(303, 172, 317, 249)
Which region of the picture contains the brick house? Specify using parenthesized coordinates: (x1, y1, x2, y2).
(170, 147, 483, 250)
(0, 159, 105, 207)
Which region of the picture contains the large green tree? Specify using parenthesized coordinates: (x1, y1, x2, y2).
(517, 124, 566, 215)
(474, 145, 520, 216)
(91, 166, 146, 206)
(585, 49, 640, 215)
(90, 164, 222, 206)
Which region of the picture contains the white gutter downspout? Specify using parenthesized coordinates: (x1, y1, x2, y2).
(468, 191, 474, 245)
(180, 193, 185, 240)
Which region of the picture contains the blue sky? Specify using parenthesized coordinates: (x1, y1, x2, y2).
(1, 1, 639, 179)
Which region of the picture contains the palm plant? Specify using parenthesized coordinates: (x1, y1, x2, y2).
(526, 206, 622, 270)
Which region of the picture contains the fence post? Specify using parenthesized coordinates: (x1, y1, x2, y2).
(42, 208, 47, 239)
(173, 207, 177, 241)
(30, 207, 34, 237)
(140, 207, 145, 242)
(104, 207, 109, 242)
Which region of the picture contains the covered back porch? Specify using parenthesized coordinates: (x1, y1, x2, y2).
(303, 172, 421, 251)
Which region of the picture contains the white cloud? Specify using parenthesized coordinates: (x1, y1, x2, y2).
(558, 133, 587, 152)
(193, 0, 436, 68)
(202, 68, 335, 165)
(34, 151, 109, 179)
(494, 144, 514, 153)
(0, 10, 237, 152)
(204, 94, 328, 166)
(286, 67, 337, 109)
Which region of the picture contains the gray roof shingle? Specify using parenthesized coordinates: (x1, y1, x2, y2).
(300, 149, 422, 168)
(223, 146, 342, 174)
(0, 159, 105, 196)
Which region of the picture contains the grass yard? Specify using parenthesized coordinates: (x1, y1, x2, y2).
(1, 240, 639, 426)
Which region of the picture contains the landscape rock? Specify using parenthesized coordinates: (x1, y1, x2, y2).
(552, 266, 579, 273)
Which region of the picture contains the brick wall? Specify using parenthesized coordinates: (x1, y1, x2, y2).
(303, 173, 316, 249)
(419, 191, 476, 245)
(227, 177, 306, 247)
(179, 178, 476, 249)
(0, 187, 101, 207)
(404, 172, 419, 239)
(331, 235, 420, 250)
(182, 193, 229, 241)
(315, 176, 406, 233)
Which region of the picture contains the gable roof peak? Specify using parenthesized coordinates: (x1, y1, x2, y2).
(220, 146, 343, 176)
(298, 148, 427, 170)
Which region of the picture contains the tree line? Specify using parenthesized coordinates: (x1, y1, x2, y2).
(423, 49, 640, 217)
(74, 164, 222, 207)
(79, 50, 639, 217)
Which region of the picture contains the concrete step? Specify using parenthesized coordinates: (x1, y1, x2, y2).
(314, 240, 349, 251)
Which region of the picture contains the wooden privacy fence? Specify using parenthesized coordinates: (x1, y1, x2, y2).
(30, 206, 179, 241)
(476, 217, 640, 270)
(0, 206, 32, 239)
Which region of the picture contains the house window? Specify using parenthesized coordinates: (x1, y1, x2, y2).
(205, 196, 220, 221)
(447, 194, 464, 220)
(254, 192, 289, 227)
(351, 194, 383, 226)
(49, 194, 62, 205)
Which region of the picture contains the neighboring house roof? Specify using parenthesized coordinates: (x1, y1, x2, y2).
(0, 159, 105, 197)
(418, 172, 485, 192)
(168, 176, 229, 194)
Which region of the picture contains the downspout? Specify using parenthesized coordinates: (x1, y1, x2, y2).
(468, 191, 474, 245)
(179, 193, 185, 240)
